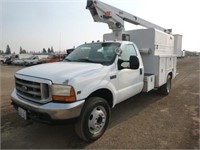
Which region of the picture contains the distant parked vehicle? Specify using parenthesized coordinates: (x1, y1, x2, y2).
(12, 58, 25, 65)
(24, 55, 41, 66)
(47, 54, 60, 62)
(12, 54, 33, 65)
(0, 55, 5, 64)
(2, 55, 17, 65)
(43, 54, 66, 63)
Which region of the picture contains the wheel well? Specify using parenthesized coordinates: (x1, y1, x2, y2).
(87, 89, 113, 108)
(168, 72, 173, 78)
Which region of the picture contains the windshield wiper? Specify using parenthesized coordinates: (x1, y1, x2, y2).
(76, 58, 97, 63)
(65, 58, 106, 65)
(63, 58, 71, 62)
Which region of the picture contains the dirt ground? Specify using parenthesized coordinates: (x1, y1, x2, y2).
(0, 57, 199, 149)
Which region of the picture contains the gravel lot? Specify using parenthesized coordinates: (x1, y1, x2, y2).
(1, 57, 199, 149)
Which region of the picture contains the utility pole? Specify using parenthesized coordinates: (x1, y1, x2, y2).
(59, 32, 61, 52)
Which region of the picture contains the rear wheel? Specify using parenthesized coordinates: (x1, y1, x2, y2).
(159, 74, 172, 95)
(75, 97, 110, 142)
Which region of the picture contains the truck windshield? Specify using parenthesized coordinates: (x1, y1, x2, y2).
(64, 42, 120, 65)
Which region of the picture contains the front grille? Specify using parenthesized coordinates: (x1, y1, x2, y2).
(15, 77, 50, 103)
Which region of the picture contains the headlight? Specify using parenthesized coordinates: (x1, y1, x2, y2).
(51, 85, 76, 102)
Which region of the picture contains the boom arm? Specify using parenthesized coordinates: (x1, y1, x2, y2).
(86, 0, 172, 37)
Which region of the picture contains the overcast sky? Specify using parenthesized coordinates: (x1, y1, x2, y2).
(1, 0, 200, 53)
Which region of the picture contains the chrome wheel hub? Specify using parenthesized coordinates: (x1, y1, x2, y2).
(88, 106, 106, 135)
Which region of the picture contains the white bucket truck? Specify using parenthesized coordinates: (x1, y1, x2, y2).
(11, 0, 181, 141)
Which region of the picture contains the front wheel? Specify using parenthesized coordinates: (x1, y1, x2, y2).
(159, 74, 172, 95)
(75, 97, 110, 142)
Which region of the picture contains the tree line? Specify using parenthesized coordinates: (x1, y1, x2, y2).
(0, 45, 54, 54)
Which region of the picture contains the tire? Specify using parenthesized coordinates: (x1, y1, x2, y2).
(159, 74, 172, 95)
(75, 97, 111, 142)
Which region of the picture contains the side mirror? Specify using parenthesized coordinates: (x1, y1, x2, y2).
(130, 56, 139, 69)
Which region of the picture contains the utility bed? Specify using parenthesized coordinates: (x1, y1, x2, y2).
(104, 28, 177, 89)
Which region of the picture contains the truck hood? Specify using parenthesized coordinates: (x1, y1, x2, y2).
(16, 62, 104, 83)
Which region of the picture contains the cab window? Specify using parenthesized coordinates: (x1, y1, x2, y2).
(120, 44, 137, 68)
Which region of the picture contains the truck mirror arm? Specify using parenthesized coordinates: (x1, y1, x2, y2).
(117, 58, 124, 70)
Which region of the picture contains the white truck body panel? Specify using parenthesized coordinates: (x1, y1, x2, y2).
(104, 28, 174, 55)
(141, 55, 177, 87)
(143, 74, 155, 92)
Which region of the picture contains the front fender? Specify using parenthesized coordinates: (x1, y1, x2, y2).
(74, 76, 116, 107)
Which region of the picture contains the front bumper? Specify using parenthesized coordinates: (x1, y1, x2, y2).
(11, 89, 85, 121)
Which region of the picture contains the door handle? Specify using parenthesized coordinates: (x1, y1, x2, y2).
(140, 68, 142, 75)
(110, 75, 117, 80)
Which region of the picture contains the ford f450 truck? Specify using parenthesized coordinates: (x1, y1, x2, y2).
(11, 0, 182, 142)
(11, 40, 177, 141)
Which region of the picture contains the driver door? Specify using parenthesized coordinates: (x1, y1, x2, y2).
(115, 43, 144, 104)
